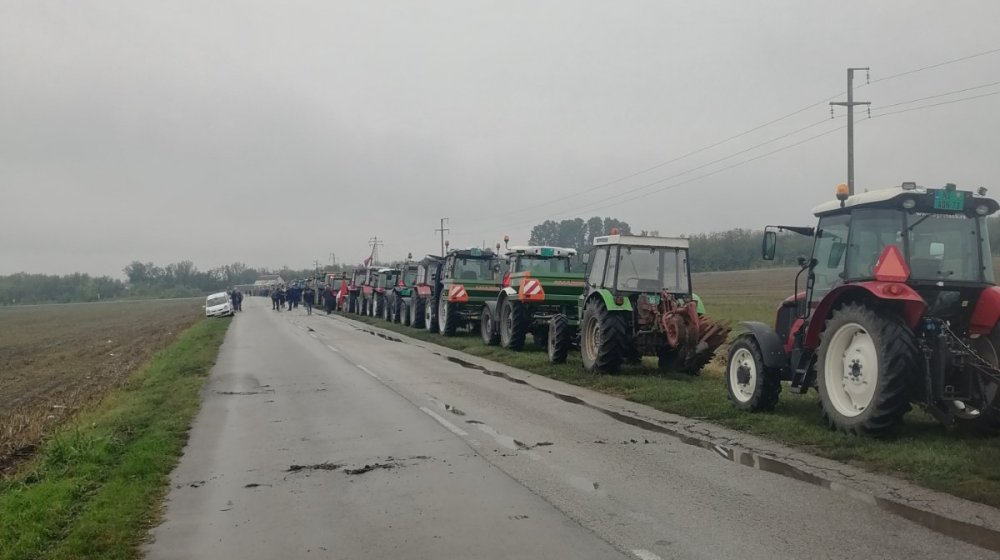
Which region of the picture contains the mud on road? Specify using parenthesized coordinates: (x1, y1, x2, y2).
(0, 299, 202, 471)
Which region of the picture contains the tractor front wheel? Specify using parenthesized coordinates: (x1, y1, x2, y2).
(392, 297, 402, 323)
(500, 299, 529, 350)
(481, 307, 500, 346)
(425, 299, 438, 333)
(964, 328, 1000, 428)
(817, 302, 914, 436)
(725, 334, 781, 411)
(548, 314, 571, 364)
(580, 300, 630, 373)
(439, 299, 458, 336)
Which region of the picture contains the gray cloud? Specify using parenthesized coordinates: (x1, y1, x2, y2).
(2, 0, 999, 276)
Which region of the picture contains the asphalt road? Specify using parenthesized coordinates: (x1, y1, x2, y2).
(146, 297, 996, 560)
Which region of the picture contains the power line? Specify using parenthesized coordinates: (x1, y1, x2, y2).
(869, 79, 1000, 113)
(867, 47, 1000, 85)
(502, 86, 1000, 230)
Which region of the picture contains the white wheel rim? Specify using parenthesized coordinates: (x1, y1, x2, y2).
(729, 348, 757, 403)
(824, 322, 878, 417)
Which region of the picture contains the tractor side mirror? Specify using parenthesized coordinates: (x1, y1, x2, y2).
(582, 253, 590, 264)
(762, 231, 777, 261)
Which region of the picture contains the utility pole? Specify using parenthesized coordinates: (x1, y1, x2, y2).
(830, 67, 871, 195)
(329, 252, 336, 267)
(435, 218, 450, 256)
(368, 236, 384, 265)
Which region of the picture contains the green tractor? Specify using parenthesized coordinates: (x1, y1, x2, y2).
(388, 259, 420, 325)
(480, 244, 585, 363)
(579, 233, 729, 374)
(437, 246, 503, 336)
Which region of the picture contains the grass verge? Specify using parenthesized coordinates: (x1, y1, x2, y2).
(0, 317, 230, 560)
(350, 314, 1000, 509)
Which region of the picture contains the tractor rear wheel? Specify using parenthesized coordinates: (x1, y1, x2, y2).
(500, 299, 529, 350)
(401, 301, 410, 326)
(411, 296, 425, 329)
(817, 302, 914, 436)
(348, 295, 356, 314)
(580, 300, 630, 373)
(425, 299, 438, 333)
(725, 334, 781, 411)
(547, 314, 571, 364)
(481, 307, 499, 345)
(439, 299, 458, 336)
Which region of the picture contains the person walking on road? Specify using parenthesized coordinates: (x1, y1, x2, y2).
(303, 284, 315, 315)
(323, 283, 335, 314)
(277, 285, 287, 311)
(271, 288, 280, 310)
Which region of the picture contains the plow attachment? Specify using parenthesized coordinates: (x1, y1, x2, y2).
(639, 292, 731, 373)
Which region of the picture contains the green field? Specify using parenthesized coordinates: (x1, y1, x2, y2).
(0, 316, 228, 560)
(351, 263, 1000, 509)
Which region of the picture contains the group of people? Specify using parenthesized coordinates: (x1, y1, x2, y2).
(270, 285, 302, 311)
(227, 289, 244, 312)
(256, 282, 342, 316)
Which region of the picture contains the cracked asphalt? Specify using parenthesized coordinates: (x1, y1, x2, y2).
(145, 298, 998, 559)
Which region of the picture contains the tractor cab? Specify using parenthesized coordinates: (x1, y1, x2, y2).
(586, 234, 694, 303)
(505, 246, 575, 276)
(728, 182, 1000, 435)
(375, 268, 400, 294)
(578, 234, 727, 374)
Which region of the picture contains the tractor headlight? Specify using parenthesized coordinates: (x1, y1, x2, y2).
(976, 204, 990, 216)
(901, 198, 916, 210)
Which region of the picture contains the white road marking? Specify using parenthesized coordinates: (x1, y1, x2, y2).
(309, 333, 317, 339)
(326, 344, 340, 353)
(356, 364, 380, 380)
(632, 549, 664, 560)
(419, 407, 469, 437)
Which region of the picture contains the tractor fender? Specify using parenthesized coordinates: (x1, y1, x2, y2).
(501, 287, 517, 299)
(586, 289, 633, 312)
(737, 321, 788, 369)
(804, 282, 925, 348)
(970, 286, 1000, 335)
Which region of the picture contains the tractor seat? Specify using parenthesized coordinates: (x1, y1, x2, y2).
(460, 271, 479, 280)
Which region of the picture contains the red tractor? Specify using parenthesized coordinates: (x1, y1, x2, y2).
(726, 182, 1000, 435)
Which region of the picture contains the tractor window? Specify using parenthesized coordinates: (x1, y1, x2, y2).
(616, 246, 690, 293)
(811, 214, 851, 296)
(517, 256, 571, 274)
(846, 209, 902, 280)
(906, 213, 987, 282)
(403, 268, 418, 285)
(587, 247, 608, 287)
(454, 258, 493, 281)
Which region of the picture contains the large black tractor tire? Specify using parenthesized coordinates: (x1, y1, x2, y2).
(392, 297, 402, 323)
(725, 334, 782, 411)
(400, 299, 411, 326)
(963, 327, 1000, 429)
(580, 300, 631, 373)
(358, 297, 367, 316)
(410, 296, 425, 329)
(500, 299, 529, 350)
(547, 313, 571, 364)
(481, 307, 500, 346)
(439, 299, 458, 336)
(347, 295, 356, 314)
(816, 302, 915, 436)
(425, 298, 438, 333)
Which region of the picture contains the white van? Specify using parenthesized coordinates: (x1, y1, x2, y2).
(205, 292, 234, 317)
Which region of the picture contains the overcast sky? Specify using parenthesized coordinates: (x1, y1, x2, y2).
(2, 1, 999, 278)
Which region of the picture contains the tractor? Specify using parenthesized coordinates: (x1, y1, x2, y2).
(347, 268, 367, 314)
(480, 243, 585, 363)
(410, 256, 443, 332)
(579, 232, 729, 374)
(374, 267, 401, 320)
(725, 182, 1000, 436)
(437, 246, 503, 336)
(387, 259, 419, 324)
